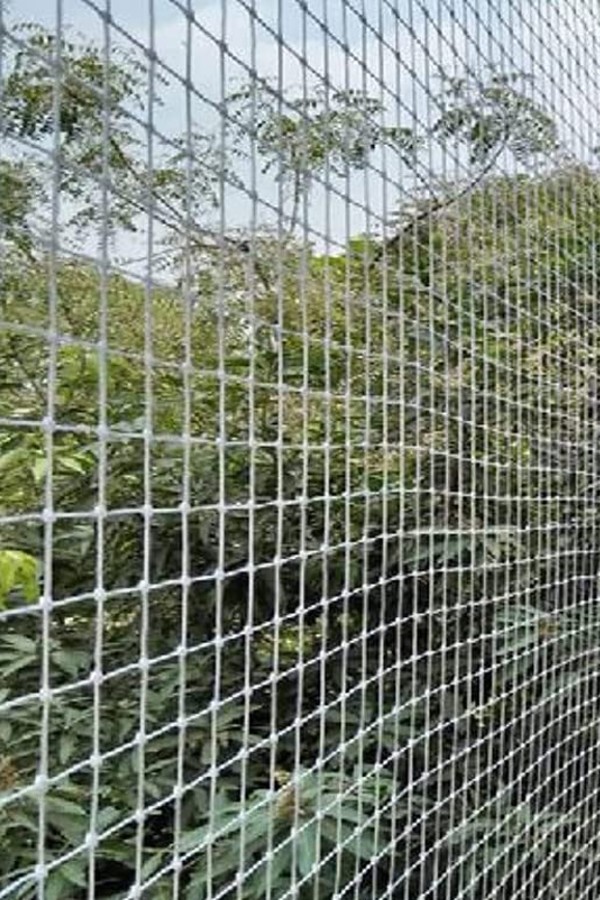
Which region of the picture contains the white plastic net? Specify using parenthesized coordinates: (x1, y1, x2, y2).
(1, 1, 600, 898)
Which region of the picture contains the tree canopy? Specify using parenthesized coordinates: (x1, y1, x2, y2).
(0, 20, 598, 900)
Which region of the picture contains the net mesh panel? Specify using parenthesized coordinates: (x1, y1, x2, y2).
(1, 0, 600, 898)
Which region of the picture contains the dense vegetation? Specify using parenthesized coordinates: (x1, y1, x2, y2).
(1, 20, 600, 900)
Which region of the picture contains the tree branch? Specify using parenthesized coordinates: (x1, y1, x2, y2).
(381, 137, 508, 255)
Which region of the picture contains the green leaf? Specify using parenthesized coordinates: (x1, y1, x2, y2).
(59, 859, 87, 888)
(52, 649, 89, 677)
(0, 654, 37, 679)
(296, 822, 318, 878)
(46, 812, 87, 844)
(46, 794, 87, 819)
(141, 851, 167, 880)
(1, 633, 37, 654)
(320, 819, 378, 861)
(32, 455, 47, 484)
(58, 733, 77, 765)
(58, 454, 88, 475)
(246, 842, 292, 896)
(45, 872, 70, 900)
(0, 550, 40, 607)
(97, 806, 122, 831)
(0, 449, 20, 472)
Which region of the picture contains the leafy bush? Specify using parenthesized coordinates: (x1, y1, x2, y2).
(1, 18, 599, 900)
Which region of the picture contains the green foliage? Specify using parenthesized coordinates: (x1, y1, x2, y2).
(0, 550, 39, 607)
(227, 84, 420, 230)
(0, 160, 40, 252)
(434, 73, 559, 164)
(175, 767, 395, 899)
(0, 24, 221, 246)
(228, 84, 420, 180)
(2, 23, 144, 142)
(0, 23, 147, 238)
(1, 17, 599, 900)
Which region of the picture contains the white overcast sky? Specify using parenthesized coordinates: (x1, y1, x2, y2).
(7, 0, 600, 270)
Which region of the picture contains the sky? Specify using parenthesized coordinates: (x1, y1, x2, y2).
(6, 0, 600, 273)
